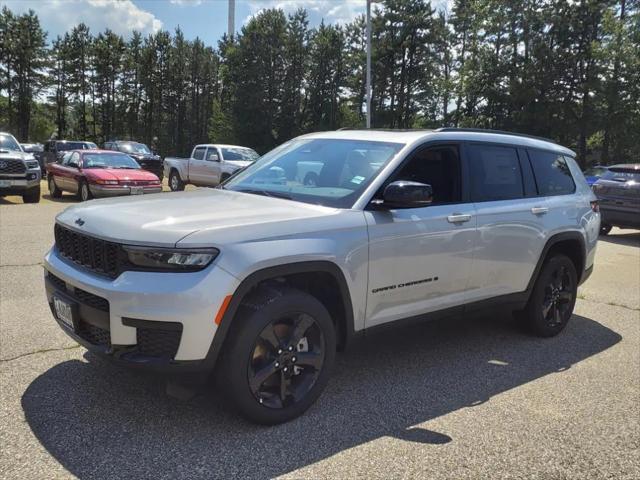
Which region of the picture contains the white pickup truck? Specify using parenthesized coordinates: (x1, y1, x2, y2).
(164, 144, 259, 191)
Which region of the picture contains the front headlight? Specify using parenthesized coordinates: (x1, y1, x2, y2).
(26, 161, 40, 169)
(123, 246, 219, 272)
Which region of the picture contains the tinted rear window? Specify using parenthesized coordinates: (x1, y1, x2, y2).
(467, 144, 524, 201)
(527, 150, 576, 196)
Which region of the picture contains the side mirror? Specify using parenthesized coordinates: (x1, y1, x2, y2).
(382, 180, 433, 208)
(207, 153, 220, 162)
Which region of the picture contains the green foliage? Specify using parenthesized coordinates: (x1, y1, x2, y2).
(0, 1, 638, 163)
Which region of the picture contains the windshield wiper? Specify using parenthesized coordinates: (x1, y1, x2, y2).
(236, 188, 292, 200)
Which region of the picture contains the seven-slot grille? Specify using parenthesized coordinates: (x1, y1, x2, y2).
(0, 158, 26, 174)
(54, 223, 124, 278)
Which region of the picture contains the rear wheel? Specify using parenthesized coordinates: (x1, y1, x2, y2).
(78, 180, 92, 202)
(524, 254, 577, 337)
(169, 170, 185, 191)
(48, 176, 62, 198)
(600, 224, 612, 235)
(219, 287, 336, 424)
(22, 185, 40, 203)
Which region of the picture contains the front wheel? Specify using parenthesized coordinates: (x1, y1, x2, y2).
(78, 180, 92, 202)
(524, 254, 577, 337)
(23, 185, 40, 203)
(219, 287, 336, 424)
(48, 176, 62, 198)
(169, 170, 185, 191)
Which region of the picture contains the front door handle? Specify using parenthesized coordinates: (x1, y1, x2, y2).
(531, 206, 549, 215)
(447, 213, 472, 223)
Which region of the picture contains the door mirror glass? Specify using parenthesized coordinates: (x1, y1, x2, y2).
(382, 180, 433, 208)
(207, 152, 220, 162)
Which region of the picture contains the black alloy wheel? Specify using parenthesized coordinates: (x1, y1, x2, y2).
(524, 254, 577, 337)
(219, 287, 336, 424)
(541, 264, 574, 328)
(248, 312, 325, 409)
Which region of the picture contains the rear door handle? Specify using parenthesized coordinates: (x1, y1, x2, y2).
(447, 213, 472, 223)
(531, 207, 549, 215)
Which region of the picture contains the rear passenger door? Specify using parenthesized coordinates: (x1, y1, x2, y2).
(188, 146, 208, 185)
(464, 143, 548, 302)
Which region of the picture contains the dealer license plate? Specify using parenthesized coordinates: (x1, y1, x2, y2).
(53, 296, 74, 330)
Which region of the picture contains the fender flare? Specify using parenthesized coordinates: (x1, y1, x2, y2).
(202, 261, 355, 371)
(525, 231, 587, 295)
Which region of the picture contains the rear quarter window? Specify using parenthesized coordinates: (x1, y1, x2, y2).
(528, 150, 576, 196)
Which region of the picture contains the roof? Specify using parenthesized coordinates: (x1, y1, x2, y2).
(302, 128, 575, 157)
(610, 163, 640, 170)
(195, 144, 257, 149)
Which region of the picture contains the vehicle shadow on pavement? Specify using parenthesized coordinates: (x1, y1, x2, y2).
(599, 231, 640, 248)
(22, 313, 620, 479)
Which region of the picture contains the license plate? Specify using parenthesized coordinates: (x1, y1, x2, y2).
(53, 296, 75, 330)
(0, 180, 12, 187)
(130, 186, 144, 195)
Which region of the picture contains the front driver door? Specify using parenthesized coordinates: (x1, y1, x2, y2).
(364, 143, 477, 328)
(188, 146, 208, 185)
(202, 147, 222, 185)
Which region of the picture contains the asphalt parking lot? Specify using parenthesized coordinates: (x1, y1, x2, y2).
(1, 183, 639, 479)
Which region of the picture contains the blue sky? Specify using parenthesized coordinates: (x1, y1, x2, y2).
(1, 0, 378, 46)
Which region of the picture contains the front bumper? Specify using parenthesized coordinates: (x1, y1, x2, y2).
(89, 185, 163, 197)
(43, 247, 239, 372)
(0, 172, 41, 195)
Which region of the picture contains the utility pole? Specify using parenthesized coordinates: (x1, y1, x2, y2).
(366, 0, 372, 128)
(228, 0, 235, 37)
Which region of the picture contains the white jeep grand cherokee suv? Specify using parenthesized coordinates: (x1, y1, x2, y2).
(43, 128, 599, 424)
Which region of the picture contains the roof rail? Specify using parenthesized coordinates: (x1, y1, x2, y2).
(435, 127, 556, 144)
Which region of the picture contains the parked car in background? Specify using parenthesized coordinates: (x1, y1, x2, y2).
(41, 140, 97, 166)
(592, 164, 640, 235)
(164, 144, 259, 191)
(0, 132, 41, 203)
(583, 165, 609, 187)
(46, 149, 162, 201)
(104, 140, 163, 180)
(20, 142, 45, 169)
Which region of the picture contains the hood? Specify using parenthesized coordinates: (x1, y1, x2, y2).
(55, 188, 340, 247)
(85, 168, 159, 182)
(0, 150, 34, 161)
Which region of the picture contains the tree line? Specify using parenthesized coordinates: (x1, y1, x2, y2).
(1, 1, 638, 166)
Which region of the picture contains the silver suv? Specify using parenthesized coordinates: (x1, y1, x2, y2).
(43, 128, 600, 424)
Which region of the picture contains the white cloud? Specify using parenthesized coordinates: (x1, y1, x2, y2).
(169, 0, 203, 5)
(1, 0, 162, 39)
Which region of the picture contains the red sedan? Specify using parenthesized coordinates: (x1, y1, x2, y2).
(46, 150, 162, 201)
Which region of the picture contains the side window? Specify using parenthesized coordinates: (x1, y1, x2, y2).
(205, 148, 220, 161)
(192, 147, 206, 160)
(65, 152, 80, 167)
(387, 145, 461, 204)
(104, 142, 112, 150)
(527, 150, 576, 196)
(468, 144, 524, 202)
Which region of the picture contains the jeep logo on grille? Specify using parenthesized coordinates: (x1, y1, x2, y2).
(0, 161, 7, 169)
(75, 218, 85, 226)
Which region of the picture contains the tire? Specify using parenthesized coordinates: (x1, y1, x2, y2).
(22, 185, 40, 203)
(600, 224, 612, 236)
(48, 176, 62, 198)
(78, 180, 92, 202)
(169, 170, 185, 191)
(219, 286, 336, 424)
(524, 254, 577, 337)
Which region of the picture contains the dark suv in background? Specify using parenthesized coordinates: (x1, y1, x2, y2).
(592, 164, 640, 235)
(41, 140, 97, 167)
(104, 140, 163, 180)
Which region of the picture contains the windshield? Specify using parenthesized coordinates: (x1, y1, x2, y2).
(602, 168, 640, 182)
(58, 142, 96, 151)
(224, 138, 404, 208)
(119, 142, 151, 154)
(82, 153, 141, 169)
(0, 134, 22, 152)
(221, 147, 259, 162)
